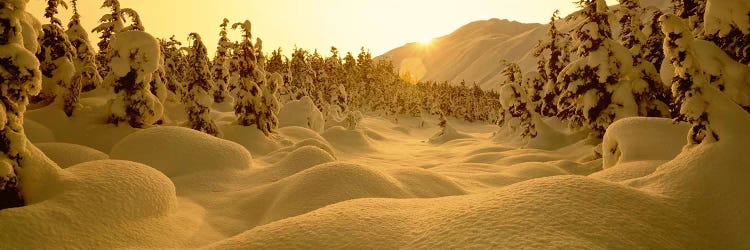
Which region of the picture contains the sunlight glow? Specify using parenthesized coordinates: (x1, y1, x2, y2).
(418, 37, 433, 46)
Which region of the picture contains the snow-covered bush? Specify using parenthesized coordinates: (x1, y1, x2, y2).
(184, 33, 220, 136)
(105, 30, 163, 128)
(0, 0, 43, 209)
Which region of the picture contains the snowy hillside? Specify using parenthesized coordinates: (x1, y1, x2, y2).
(379, 0, 672, 89)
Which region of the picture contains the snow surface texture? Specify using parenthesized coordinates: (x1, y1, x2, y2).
(10, 87, 749, 248)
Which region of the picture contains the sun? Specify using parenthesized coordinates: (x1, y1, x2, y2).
(418, 37, 433, 46)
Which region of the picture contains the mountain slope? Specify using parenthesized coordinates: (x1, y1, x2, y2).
(376, 19, 542, 89)
(377, 0, 672, 90)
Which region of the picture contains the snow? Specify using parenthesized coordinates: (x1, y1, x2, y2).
(109, 126, 252, 177)
(601, 117, 690, 168)
(5, 0, 750, 248)
(36, 142, 109, 168)
(278, 96, 325, 133)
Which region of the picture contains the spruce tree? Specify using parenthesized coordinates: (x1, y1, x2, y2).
(0, 0, 43, 210)
(106, 30, 163, 128)
(498, 61, 537, 138)
(67, 0, 102, 93)
(661, 14, 715, 143)
(231, 20, 264, 127)
(618, 0, 671, 117)
(184, 33, 220, 136)
(92, 0, 124, 79)
(159, 36, 186, 99)
(557, 0, 640, 136)
(211, 18, 231, 103)
(533, 10, 571, 116)
(37, 0, 78, 116)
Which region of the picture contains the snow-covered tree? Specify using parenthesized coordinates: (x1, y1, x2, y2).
(556, 0, 638, 136)
(159, 36, 186, 99)
(184, 33, 220, 136)
(498, 61, 537, 138)
(106, 31, 163, 128)
(662, 14, 716, 143)
(92, 0, 124, 77)
(671, 0, 706, 35)
(119, 8, 143, 32)
(618, 0, 671, 117)
(231, 20, 264, 127)
(643, 8, 666, 68)
(67, 0, 102, 93)
(703, 0, 750, 64)
(211, 18, 231, 103)
(258, 73, 281, 135)
(533, 10, 571, 116)
(37, 0, 78, 116)
(289, 47, 314, 100)
(0, 0, 43, 209)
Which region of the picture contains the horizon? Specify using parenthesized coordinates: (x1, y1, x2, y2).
(27, 0, 618, 57)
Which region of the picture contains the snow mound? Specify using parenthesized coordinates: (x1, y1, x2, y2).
(35, 143, 109, 168)
(266, 145, 336, 177)
(24, 118, 55, 143)
(387, 168, 466, 197)
(277, 126, 327, 143)
(0, 160, 194, 249)
(221, 124, 283, 156)
(602, 117, 690, 169)
(259, 162, 410, 224)
(428, 125, 472, 144)
(321, 126, 375, 152)
(208, 175, 702, 249)
(110, 126, 252, 177)
(627, 86, 750, 249)
(278, 96, 325, 133)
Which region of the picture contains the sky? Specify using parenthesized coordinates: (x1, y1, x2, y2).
(26, 0, 619, 57)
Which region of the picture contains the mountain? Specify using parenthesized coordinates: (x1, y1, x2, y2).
(376, 0, 672, 90)
(377, 18, 543, 89)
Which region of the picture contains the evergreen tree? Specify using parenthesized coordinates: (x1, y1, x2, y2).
(211, 18, 231, 103)
(0, 0, 43, 209)
(106, 30, 164, 128)
(289, 47, 313, 100)
(231, 20, 264, 127)
(119, 8, 144, 32)
(159, 36, 186, 100)
(259, 72, 281, 135)
(266, 47, 284, 74)
(533, 10, 571, 116)
(67, 0, 102, 93)
(184, 33, 220, 136)
(557, 0, 640, 136)
(703, 0, 750, 64)
(643, 8, 666, 68)
(618, 0, 671, 117)
(37, 0, 78, 116)
(92, 0, 124, 79)
(498, 61, 537, 138)
(661, 14, 715, 144)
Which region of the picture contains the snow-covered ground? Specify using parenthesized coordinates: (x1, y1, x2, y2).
(3, 87, 749, 249)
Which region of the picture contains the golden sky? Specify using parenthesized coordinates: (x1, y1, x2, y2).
(27, 0, 618, 57)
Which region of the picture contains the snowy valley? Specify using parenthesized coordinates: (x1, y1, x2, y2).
(2, 0, 750, 249)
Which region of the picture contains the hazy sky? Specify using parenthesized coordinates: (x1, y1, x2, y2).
(27, 0, 618, 57)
